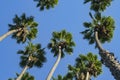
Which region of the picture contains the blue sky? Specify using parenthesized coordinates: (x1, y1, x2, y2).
(0, 0, 120, 80)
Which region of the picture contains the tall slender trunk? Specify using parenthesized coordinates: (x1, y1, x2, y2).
(94, 31, 104, 51)
(94, 31, 120, 80)
(85, 72, 90, 80)
(75, 72, 79, 80)
(0, 29, 20, 42)
(46, 46, 62, 80)
(16, 65, 29, 80)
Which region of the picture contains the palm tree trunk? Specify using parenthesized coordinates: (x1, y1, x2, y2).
(85, 72, 90, 80)
(94, 31, 104, 51)
(0, 29, 21, 42)
(16, 65, 29, 80)
(94, 31, 120, 80)
(46, 46, 62, 80)
(75, 72, 79, 80)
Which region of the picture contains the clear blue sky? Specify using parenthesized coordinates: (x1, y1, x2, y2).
(0, 0, 120, 80)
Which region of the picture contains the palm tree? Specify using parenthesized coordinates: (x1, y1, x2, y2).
(68, 52, 102, 80)
(0, 13, 38, 43)
(81, 5, 120, 79)
(34, 0, 58, 11)
(16, 42, 46, 80)
(94, 24, 120, 80)
(8, 72, 35, 80)
(47, 30, 75, 80)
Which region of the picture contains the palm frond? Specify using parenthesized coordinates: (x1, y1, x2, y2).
(9, 13, 38, 43)
(48, 30, 75, 58)
(18, 42, 46, 68)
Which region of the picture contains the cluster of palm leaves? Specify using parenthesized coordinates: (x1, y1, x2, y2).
(8, 72, 34, 80)
(70, 53, 102, 79)
(81, 12, 115, 44)
(8, 13, 38, 43)
(82, 0, 115, 45)
(84, 0, 113, 12)
(18, 42, 46, 68)
(34, 0, 58, 10)
(52, 75, 70, 80)
(53, 53, 102, 80)
(48, 30, 75, 58)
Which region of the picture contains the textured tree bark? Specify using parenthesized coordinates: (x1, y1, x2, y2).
(16, 65, 29, 80)
(95, 31, 120, 80)
(46, 46, 62, 80)
(0, 28, 21, 42)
